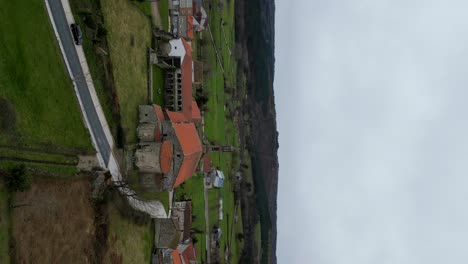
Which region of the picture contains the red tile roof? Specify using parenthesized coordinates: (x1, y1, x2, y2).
(180, 243, 196, 263)
(153, 104, 165, 121)
(166, 110, 188, 123)
(154, 124, 162, 142)
(160, 140, 173, 174)
(191, 101, 201, 124)
(186, 16, 194, 40)
(172, 122, 202, 187)
(182, 201, 193, 241)
(172, 250, 182, 264)
(181, 39, 193, 121)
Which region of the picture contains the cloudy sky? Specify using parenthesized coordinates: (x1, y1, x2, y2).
(275, 1, 468, 263)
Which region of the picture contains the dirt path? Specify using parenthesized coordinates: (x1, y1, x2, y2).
(0, 157, 77, 166)
(150, 1, 163, 29)
(203, 178, 212, 263)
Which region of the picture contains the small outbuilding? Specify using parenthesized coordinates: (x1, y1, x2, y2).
(154, 218, 180, 250)
(172, 201, 193, 243)
(210, 170, 224, 188)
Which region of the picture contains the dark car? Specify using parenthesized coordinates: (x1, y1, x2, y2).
(70, 23, 82, 45)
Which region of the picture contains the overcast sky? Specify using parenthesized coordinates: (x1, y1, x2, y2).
(275, 1, 468, 263)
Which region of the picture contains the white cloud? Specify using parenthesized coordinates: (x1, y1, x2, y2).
(276, 1, 468, 263)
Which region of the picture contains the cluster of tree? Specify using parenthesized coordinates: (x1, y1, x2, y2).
(78, 11, 108, 41)
(1, 164, 31, 192)
(195, 87, 209, 111)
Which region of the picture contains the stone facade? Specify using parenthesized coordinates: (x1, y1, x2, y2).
(135, 142, 163, 174)
(154, 218, 179, 249)
(172, 201, 192, 243)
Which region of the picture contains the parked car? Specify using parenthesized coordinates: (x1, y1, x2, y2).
(70, 23, 82, 45)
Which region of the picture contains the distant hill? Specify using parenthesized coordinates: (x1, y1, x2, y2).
(235, 0, 278, 263)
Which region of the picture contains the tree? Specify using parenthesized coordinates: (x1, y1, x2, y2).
(195, 87, 209, 110)
(82, 13, 97, 30)
(97, 26, 108, 38)
(3, 164, 31, 192)
(191, 228, 203, 234)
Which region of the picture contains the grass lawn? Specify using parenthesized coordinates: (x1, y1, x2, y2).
(153, 66, 165, 106)
(254, 222, 262, 261)
(105, 203, 152, 264)
(196, 0, 243, 261)
(101, 0, 152, 144)
(140, 190, 170, 213)
(233, 204, 244, 261)
(0, 0, 93, 151)
(133, 0, 152, 17)
(159, 0, 170, 31)
(0, 183, 9, 263)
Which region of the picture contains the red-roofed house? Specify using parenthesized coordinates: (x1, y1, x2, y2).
(177, 243, 197, 264)
(171, 122, 202, 188)
(136, 104, 203, 191)
(156, 38, 201, 124)
(191, 101, 201, 124)
(172, 201, 193, 243)
(169, 0, 208, 40)
(171, 250, 182, 264)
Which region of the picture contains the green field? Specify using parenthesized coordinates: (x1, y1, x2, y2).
(0, 0, 93, 175)
(190, 0, 244, 261)
(152, 66, 165, 106)
(0, 183, 9, 263)
(105, 203, 152, 264)
(140, 190, 170, 213)
(159, 0, 170, 31)
(101, 0, 152, 144)
(133, 0, 152, 17)
(200, 0, 242, 261)
(0, 0, 92, 150)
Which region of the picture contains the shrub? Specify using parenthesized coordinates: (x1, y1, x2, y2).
(97, 26, 108, 38)
(0, 97, 16, 134)
(3, 164, 31, 192)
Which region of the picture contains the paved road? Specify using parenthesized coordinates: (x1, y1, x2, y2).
(46, 0, 167, 218)
(47, 0, 111, 165)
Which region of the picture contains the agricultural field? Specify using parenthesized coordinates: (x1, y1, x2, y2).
(196, 0, 244, 261)
(10, 178, 96, 264)
(101, 0, 152, 144)
(104, 203, 153, 264)
(0, 0, 93, 172)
